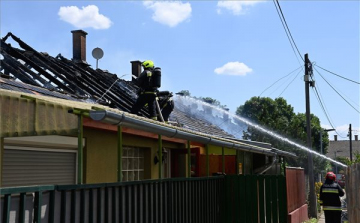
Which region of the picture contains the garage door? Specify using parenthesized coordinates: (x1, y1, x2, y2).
(2, 147, 77, 187)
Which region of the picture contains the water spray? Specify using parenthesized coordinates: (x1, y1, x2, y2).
(174, 95, 347, 168)
(96, 74, 128, 103)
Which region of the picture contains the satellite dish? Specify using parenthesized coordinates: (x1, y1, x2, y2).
(0, 53, 4, 60)
(92, 47, 104, 69)
(92, 47, 104, 59)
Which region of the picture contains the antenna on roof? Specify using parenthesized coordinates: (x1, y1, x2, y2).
(92, 47, 104, 69)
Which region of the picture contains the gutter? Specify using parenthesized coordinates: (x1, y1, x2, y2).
(89, 110, 277, 156)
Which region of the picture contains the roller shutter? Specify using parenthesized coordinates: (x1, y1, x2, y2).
(2, 147, 76, 187)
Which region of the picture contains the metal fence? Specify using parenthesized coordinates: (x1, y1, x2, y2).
(1, 177, 223, 223)
(223, 175, 287, 223)
(1, 175, 288, 223)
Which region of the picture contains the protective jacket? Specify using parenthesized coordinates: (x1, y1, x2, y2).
(136, 68, 157, 92)
(130, 68, 158, 119)
(319, 179, 344, 211)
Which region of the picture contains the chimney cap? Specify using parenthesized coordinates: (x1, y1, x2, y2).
(71, 30, 88, 35)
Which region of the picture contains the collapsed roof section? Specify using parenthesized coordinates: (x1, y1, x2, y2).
(0, 32, 233, 138)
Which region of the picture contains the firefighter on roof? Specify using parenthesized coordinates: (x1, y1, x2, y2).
(157, 91, 174, 123)
(131, 60, 161, 120)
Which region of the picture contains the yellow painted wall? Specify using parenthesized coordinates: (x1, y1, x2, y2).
(0, 137, 3, 187)
(206, 144, 236, 155)
(83, 128, 185, 183)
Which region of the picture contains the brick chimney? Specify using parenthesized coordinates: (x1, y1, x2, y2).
(334, 135, 337, 141)
(71, 30, 88, 64)
(355, 135, 358, 141)
(131, 60, 142, 82)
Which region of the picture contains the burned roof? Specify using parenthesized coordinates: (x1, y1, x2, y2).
(0, 32, 233, 138)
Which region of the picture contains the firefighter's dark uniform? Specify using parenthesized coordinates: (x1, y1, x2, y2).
(319, 179, 344, 223)
(131, 68, 158, 119)
(158, 91, 174, 122)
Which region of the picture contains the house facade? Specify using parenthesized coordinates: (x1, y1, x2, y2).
(0, 30, 294, 189)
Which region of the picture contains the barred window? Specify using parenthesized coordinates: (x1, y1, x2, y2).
(122, 147, 145, 181)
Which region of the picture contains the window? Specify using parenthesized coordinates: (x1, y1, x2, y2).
(122, 147, 145, 182)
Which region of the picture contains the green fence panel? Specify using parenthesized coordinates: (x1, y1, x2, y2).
(265, 175, 272, 223)
(258, 175, 265, 223)
(1, 175, 290, 223)
(245, 175, 253, 223)
(89, 189, 94, 223)
(60, 191, 67, 223)
(105, 187, 109, 223)
(252, 175, 259, 223)
(238, 175, 246, 223)
(271, 176, 279, 223)
(3, 194, 11, 223)
(97, 188, 102, 223)
(34, 191, 42, 223)
(19, 193, 26, 223)
(71, 189, 76, 223)
(49, 191, 56, 223)
(278, 175, 288, 223)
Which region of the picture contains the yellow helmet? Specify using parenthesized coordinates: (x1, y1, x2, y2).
(142, 60, 154, 69)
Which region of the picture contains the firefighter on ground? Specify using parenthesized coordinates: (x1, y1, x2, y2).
(319, 171, 345, 223)
(131, 60, 158, 120)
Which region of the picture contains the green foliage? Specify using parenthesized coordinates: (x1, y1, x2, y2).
(199, 96, 227, 109)
(236, 96, 329, 175)
(178, 90, 191, 97)
(336, 151, 360, 167)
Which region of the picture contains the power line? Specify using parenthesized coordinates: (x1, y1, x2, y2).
(310, 74, 336, 126)
(273, 0, 304, 62)
(315, 64, 360, 85)
(314, 67, 360, 114)
(311, 87, 346, 138)
(311, 67, 359, 108)
(279, 69, 302, 97)
(272, 0, 304, 66)
(259, 66, 302, 96)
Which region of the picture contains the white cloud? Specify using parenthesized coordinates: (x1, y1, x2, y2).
(214, 61, 253, 76)
(58, 5, 112, 29)
(217, 1, 263, 15)
(143, 1, 192, 27)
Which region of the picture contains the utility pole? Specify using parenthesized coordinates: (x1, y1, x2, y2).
(304, 53, 317, 218)
(349, 124, 353, 161)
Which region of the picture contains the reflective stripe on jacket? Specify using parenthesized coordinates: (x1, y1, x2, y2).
(319, 180, 344, 211)
(322, 206, 342, 211)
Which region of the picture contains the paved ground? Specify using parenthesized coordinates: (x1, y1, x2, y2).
(318, 211, 325, 223)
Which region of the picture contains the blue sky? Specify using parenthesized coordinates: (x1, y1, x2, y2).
(1, 1, 359, 140)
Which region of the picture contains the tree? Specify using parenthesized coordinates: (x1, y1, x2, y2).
(178, 90, 191, 97)
(236, 96, 329, 175)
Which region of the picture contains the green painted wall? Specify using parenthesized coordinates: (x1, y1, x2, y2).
(83, 128, 184, 183)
